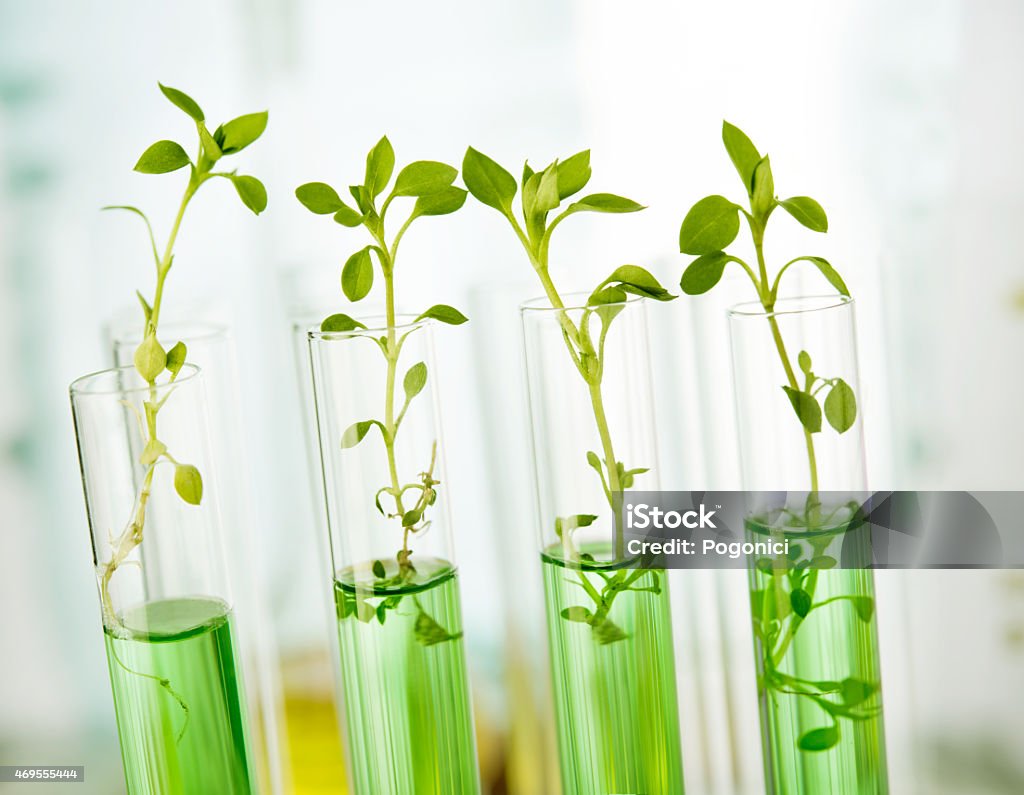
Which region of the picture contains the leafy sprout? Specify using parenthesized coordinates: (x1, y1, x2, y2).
(462, 146, 673, 643)
(296, 136, 467, 642)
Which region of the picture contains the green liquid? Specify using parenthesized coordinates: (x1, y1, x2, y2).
(103, 597, 254, 794)
(333, 557, 479, 795)
(541, 545, 685, 795)
(747, 518, 888, 794)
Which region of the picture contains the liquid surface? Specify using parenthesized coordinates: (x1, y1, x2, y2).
(541, 545, 685, 795)
(334, 557, 479, 795)
(104, 597, 253, 794)
(747, 518, 888, 794)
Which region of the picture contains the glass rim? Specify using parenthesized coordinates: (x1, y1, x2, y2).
(109, 320, 230, 344)
(307, 313, 431, 341)
(519, 291, 645, 314)
(727, 293, 853, 320)
(69, 363, 201, 397)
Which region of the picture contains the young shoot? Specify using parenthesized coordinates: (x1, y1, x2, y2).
(462, 147, 674, 643)
(678, 121, 876, 753)
(101, 83, 267, 627)
(296, 136, 467, 637)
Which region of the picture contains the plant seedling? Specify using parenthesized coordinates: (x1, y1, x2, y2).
(462, 146, 674, 642)
(296, 136, 467, 639)
(678, 121, 877, 752)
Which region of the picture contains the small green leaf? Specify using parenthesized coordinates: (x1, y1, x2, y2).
(597, 265, 674, 302)
(811, 555, 837, 569)
(198, 121, 221, 161)
(852, 596, 874, 622)
(798, 350, 813, 376)
(586, 450, 601, 470)
(722, 120, 760, 195)
(376, 603, 387, 624)
(133, 336, 166, 382)
(782, 386, 822, 433)
(568, 193, 644, 214)
(414, 610, 462, 646)
(334, 205, 363, 227)
(824, 378, 857, 433)
(680, 251, 729, 295)
(165, 341, 187, 378)
(798, 726, 839, 752)
(364, 135, 395, 199)
(321, 314, 367, 333)
(134, 141, 190, 174)
(678, 196, 740, 255)
(402, 509, 422, 526)
(349, 185, 372, 215)
(533, 164, 561, 215)
(341, 420, 380, 448)
(140, 439, 166, 466)
(462, 147, 517, 214)
(561, 606, 593, 622)
(751, 156, 775, 217)
(158, 83, 204, 122)
(295, 182, 346, 214)
(392, 161, 457, 197)
(231, 175, 267, 215)
(778, 196, 828, 232)
(403, 361, 428, 400)
(174, 464, 203, 505)
(341, 247, 374, 302)
(372, 559, 386, 579)
(587, 285, 627, 306)
(790, 588, 812, 618)
(801, 256, 850, 297)
(554, 514, 598, 539)
(840, 677, 878, 707)
(411, 186, 467, 218)
(557, 150, 591, 198)
(416, 304, 469, 325)
(218, 111, 268, 155)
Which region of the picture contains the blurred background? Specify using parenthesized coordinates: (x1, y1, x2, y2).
(1, 0, 1022, 793)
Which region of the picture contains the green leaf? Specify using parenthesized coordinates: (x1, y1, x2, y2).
(587, 286, 627, 306)
(295, 182, 345, 214)
(411, 186, 467, 218)
(416, 304, 469, 325)
(851, 596, 874, 622)
(534, 164, 561, 215)
(334, 205, 363, 227)
(341, 247, 374, 302)
(403, 361, 428, 400)
(414, 610, 462, 646)
(174, 464, 203, 505)
(798, 350, 812, 376)
(722, 120, 760, 195)
(779, 196, 828, 232)
(349, 185, 372, 215)
(231, 175, 267, 215)
(392, 161, 457, 197)
(597, 265, 674, 301)
(680, 251, 729, 294)
(522, 161, 534, 184)
(372, 559, 386, 579)
(140, 439, 166, 466)
(678, 196, 740, 255)
(462, 147, 517, 214)
(561, 606, 593, 622)
(136, 290, 153, 324)
(402, 509, 422, 526)
(158, 83, 204, 122)
(165, 341, 187, 378)
(364, 135, 395, 199)
(586, 451, 601, 470)
(198, 121, 221, 161)
(133, 336, 166, 382)
(751, 156, 775, 217)
(568, 193, 644, 214)
(557, 150, 591, 198)
(840, 677, 878, 707)
(790, 588, 812, 618)
(824, 378, 857, 433)
(782, 386, 822, 433)
(321, 314, 367, 332)
(798, 726, 839, 752)
(811, 555, 837, 569)
(218, 111, 268, 154)
(801, 256, 850, 297)
(134, 141, 191, 174)
(341, 420, 381, 449)
(554, 514, 598, 539)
